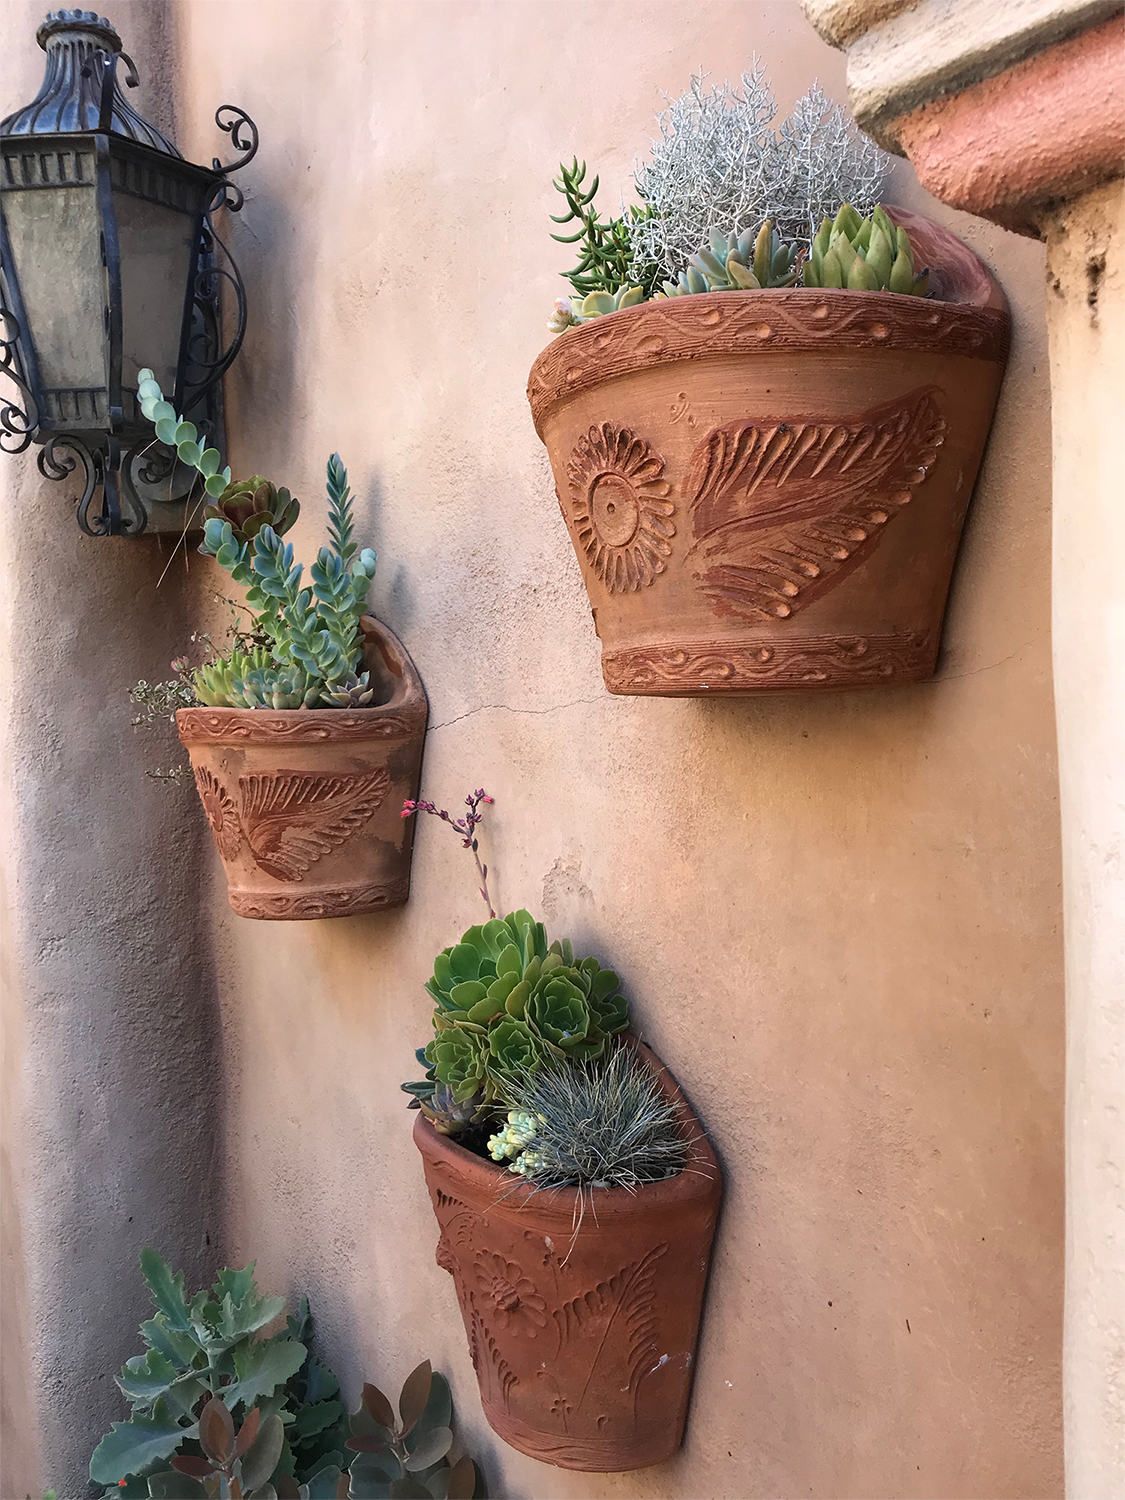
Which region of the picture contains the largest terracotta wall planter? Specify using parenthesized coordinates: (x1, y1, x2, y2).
(177, 616, 427, 919)
(527, 209, 1010, 694)
(415, 1043, 722, 1472)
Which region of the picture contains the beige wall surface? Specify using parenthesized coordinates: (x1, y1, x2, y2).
(0, 4, 224, 1497)
(0, 1, 1065, 1497)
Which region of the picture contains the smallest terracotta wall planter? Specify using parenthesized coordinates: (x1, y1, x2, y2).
(414, 1042, 722, 1472)
(177, 616, 427, 920)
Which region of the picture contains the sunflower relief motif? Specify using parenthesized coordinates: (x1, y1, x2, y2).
(473, 1251, 548, 1336)
(193, 766, 243, 861)
(565, 423, 675, 594)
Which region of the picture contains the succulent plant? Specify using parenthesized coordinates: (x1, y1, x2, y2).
(333, 1361, 482, 1500)
(404, 911, 629, 1131)
(317, 670, 376, 708)
(193, 645, 274, 708)
(550, 158, 661, 299)
(137, 369, 232, 499)
(494, 1042, 691, 1197)
(657, 220, 799, 297)
(203, 475, 300, 544)
(547, 284, 645, 335)
(228, 664, 321, 711)
(803, 202, 929, 295)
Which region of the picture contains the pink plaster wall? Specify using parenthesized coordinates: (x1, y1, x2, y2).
(0, 2, 1068, 1496)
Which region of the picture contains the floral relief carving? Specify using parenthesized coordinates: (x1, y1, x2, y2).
(473, 1252, 548, 1336)
(237, 768, 390, 881)
(193, 766, 242, 861)
(566, 423, 675, 594)
(686, 386, 947, 622)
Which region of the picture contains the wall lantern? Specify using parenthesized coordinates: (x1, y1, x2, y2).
(0, 8, 258, 536)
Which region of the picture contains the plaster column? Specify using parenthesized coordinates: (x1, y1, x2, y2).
(800, 1, 1125, 1492)
(0, 4, 225, 1495)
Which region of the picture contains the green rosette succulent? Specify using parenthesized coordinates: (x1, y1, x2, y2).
(425, 1028, 487, 1104)
(203, 475, 300, 544)
(228, 663, 321, 710)
(487, 1017, 546, 1079)
(657, 219, 799, 298)
(803, 202, 929, 295)
(193, 645, 273, 707)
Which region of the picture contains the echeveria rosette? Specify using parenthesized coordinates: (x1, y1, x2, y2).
(487, 1018, 546, 1080)
(203, 475, 300, 543)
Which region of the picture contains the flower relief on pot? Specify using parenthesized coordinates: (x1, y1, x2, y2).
(686, 385, 948, 622)
(565, 423, 675, 593)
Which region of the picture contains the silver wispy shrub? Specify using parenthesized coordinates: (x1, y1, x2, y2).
(629, 62, 891, 282)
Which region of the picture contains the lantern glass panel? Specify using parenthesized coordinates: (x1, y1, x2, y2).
(109, 143, 211, 419)
(1, 141, 106, 427)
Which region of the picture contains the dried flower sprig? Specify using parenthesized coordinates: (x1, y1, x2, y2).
(403, 788, 496, 917)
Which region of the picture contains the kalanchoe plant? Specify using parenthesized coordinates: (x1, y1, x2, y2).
(331, 1361, 483, 1500)
(88, 1250, 309, 1493)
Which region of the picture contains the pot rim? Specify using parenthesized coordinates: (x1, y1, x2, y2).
(526, 205, 1010, 433)
(176, 614, 428, 746)
(413, 1038, 722, 1226)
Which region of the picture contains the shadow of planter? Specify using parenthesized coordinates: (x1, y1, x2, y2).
(175, 615, 427, 919)
(527, 208, 1010, 695)
(414, 1042, 722, 1472)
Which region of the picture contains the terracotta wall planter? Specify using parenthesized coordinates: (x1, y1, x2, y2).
(414, 1042, 722, 1472)
(527, 208, 1010, 694)
(176, 616, 427, 920)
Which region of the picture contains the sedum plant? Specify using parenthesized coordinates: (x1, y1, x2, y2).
(136, 371, 378, 712)
(550, 158, 660, 299)
(804, 201, 929, 294)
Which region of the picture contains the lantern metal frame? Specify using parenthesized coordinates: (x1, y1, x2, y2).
(0, 15, 258, 536)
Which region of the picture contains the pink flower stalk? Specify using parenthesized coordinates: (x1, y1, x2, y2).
(402, 788, 496, 917)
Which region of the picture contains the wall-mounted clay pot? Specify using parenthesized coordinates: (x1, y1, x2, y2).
(176, 616, 427, 920)
(414, 1041, 722, 1472)
(527, 208, 1010, 695)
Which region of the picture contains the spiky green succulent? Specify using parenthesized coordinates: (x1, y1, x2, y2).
(228, 664, 321, 710)
(803, 202, 929, 295)
(203, 475, 300, 544)
(404, 910, 630, 1133)
(657, 220, 800, 297)
(193, 645, 273, 707)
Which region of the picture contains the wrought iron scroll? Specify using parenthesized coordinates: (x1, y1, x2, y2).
(0, 309, 36, 454)
(213, 105, 259, 174)
(38, 432, 144, 537)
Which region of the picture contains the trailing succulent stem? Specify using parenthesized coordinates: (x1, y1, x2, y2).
(137, 372, 380, 713)
(550, 158, 660, 300)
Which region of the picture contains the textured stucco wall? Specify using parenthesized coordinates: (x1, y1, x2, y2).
(1044, 178, 1125, 1499)
(0, 1, 1068, 1497)
(171, 3, 1065, 1497)
(0, 5, 225, 1496)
